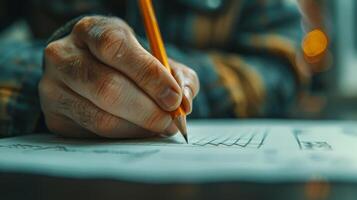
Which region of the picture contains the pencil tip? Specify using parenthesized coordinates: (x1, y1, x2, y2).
(183, 134, 188, 144)
(174, 116, 188, 144)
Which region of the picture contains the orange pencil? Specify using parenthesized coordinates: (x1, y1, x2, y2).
(138, 0, 188, 143)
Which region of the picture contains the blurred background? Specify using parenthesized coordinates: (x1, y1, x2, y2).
(325, 0, 357, 119)
(295, 0, 357, 120)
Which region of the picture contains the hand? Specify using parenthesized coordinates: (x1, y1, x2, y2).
(39, 16, 199, 138)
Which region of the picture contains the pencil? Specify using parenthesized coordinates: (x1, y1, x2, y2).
(138, 0, 188, 143)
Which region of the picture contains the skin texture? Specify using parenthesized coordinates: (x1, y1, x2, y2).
(39, 16, 199, 139)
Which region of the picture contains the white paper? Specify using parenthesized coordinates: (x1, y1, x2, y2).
(1, 120, 357, 183)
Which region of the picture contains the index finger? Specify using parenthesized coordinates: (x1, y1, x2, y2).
(72, 16, 183, 112)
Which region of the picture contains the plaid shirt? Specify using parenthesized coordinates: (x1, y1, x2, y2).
(0, 0, 307, 137)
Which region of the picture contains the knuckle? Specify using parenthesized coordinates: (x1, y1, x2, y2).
(95, 74, 125, 108)
(45, 41, 85, 82)
(96, 28, 127, 60)
(45, 41, 63, 63)
(58, 55, 87, 81)
(74, 16, 132, 63)
(73, 16, 97, 35)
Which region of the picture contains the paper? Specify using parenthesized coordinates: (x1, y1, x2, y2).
(1, 120, 357, 183)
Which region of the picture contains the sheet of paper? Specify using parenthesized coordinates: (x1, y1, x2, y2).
(1, 120, 357, 183)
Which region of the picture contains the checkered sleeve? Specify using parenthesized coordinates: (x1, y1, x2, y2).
(0, 41, 45, 137)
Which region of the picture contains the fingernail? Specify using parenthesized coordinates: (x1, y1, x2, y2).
(183, 86, 192, 113)
(159, 87, 180, 110)
(183, 86, 192, 100)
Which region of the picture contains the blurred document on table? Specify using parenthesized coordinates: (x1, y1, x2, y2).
(1, 120, 357, 183)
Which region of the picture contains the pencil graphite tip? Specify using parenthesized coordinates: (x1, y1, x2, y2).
(183, 134, 188, 144)
(174, 115, 188, 144)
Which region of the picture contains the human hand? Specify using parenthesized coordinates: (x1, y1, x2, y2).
(39, 16, 199, 138)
